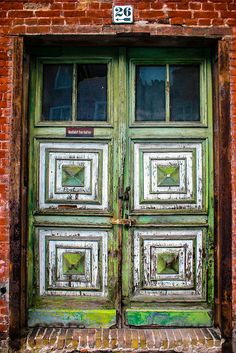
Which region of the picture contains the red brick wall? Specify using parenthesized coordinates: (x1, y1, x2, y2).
(0, 0, 236, 344)
(0, 33, 12, 343)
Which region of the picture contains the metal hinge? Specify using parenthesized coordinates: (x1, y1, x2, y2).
(111, 218, 135, 227)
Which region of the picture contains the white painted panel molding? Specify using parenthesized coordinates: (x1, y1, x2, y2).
(38, 141, 109, 211)
(39, 228, 108, 297)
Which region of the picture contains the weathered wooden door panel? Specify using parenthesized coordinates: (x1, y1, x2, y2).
(38, 140, 110, 211)
(122, 48, 214, 327)
(28, 48, 119, 327)
(28, 47, 214, 328)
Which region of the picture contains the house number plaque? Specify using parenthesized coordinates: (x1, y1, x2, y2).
(112, 5, 133, 24)
(66, 127, 94, 137)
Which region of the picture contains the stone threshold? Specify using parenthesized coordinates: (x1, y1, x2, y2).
(15, 327, 224, 353)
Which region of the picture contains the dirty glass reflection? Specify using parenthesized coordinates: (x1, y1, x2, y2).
(42, 64, 73, 121)
(77, 64, 107, 121)
(136, 66, 165, 121)
(170, 65, 200, 121)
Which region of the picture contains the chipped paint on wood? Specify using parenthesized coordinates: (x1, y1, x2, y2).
(133, 141, 204, 211)
(133, 228, 205, 299)
(28, 309, 117, 328)
(28, 48, 214, 328)
(126, 309, 212, 327)
(39, 229, 108, 297)
(39, 141, 110, 210)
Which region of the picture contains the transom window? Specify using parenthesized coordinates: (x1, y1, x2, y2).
(135, 65, 200, 122)
(37, 57, 205, 126)
(42, 64, 108, 122)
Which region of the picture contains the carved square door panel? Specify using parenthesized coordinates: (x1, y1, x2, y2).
(38, 228, 108, 296)
(132, 140, 206, 212)
(28, 48, 214, 328)
(38, 141, 110, 211)
(133, 228, 206, 300)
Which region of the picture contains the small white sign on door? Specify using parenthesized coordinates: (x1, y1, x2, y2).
(113, 5, 133, 24)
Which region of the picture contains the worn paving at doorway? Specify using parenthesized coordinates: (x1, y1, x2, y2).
(10, 327, 224, 353)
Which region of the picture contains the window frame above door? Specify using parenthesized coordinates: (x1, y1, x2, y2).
(128, 48, 210, 128)
(32, 49, 118, 128)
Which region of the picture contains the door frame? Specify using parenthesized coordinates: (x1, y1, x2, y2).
(9, 35, 232, 339)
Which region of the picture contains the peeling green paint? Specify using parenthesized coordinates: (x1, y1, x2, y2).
(126, 309, 212, 327)
(28, 309, 117, 328)
(28, 47, 214, 328)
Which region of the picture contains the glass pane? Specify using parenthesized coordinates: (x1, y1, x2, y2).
(42, 64, 73, 121)
(77, 64, 107, 121)
(135, 66, 165, 121)
(170, 65, 200, 121)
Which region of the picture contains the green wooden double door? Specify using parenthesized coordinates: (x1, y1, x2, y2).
(28, 47, 214, 328)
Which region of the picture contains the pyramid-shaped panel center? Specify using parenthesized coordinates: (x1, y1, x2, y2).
(62, 165, 85, 187)
(157, 165, 180, 187)
(62, 252, 85, 275)
(157, 252, 179, 274)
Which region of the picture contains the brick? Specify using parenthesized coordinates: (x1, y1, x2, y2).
(26, 26, 51, 34)
(193, 11, 219, 19)
(151, 3, 164, 10)
(79, 18, 92, 25)
(202, 3, 215, 11)
(0, 19, 12, 26)
(227, 19, 236, 25)
(57, 328, 66, 349)
(63, 10, 86, 17)
(145, 329, 155, 349)
(65, 328, 74, 349)
(164, 2, 177, 10)
(109, 329, 117, 350)
(95, 329, 102, 349)
(102, 328, 109, 349)
(198, 18, 212, 25)
(131, 328, 139, 349)
(49, 328, 58, 347)
(117, 328, 125, 349)
(8, 10, 34, 18)
(52, 18, 65, 25)
(184, 18, 198, 25)
(51, 3, 62, 10)
(212, 18, 225, 25)
(221, 11, 236, 18)
(0, 2, 23, 10)
(189, 2, 201, 10)
(35, 328, 46, 349)
(99, 3, 111, 10)
(228, 3, 236, 10)
(176, 3, 189, 10)
(215, 3, 227, 10)
(89, 2, 100, 10)
(170, 17, 184, 25)
(126, 329, 133, 348)
(37, 18, 51, 25)
(62, 3, 76, 10)
(168, 10, 192, 18)
(11, 26, 26, 34)
(141, 11, 166, 20)
(137, 2, 151, 10)
(34, 10, 61, 17)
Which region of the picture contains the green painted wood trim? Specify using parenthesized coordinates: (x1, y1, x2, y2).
(28, 309, 117, 328)
(126, 309, 212, 327)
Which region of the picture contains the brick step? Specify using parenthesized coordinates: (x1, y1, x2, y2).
(18, 327, 223, 353)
